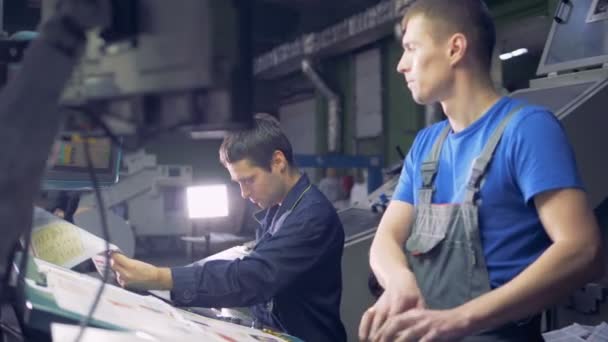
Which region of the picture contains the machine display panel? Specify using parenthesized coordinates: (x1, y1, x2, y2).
(43, 135, 121, 190)
(537, 0, 608, 75)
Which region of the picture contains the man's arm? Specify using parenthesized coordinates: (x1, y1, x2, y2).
(458, 188, 603, 333)
(369, 127, 421, 288)
(376, 188, 604, 341)
(113, 201, 342, 307)
(369, 201, 415, 288)
(456, 112, 605, 334)
(359, 201, 427, 340)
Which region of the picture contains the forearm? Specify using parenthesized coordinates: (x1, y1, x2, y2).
(459, 240, 603, 334)
(369, 233, 412, 289)
(156, 267, 173, 290)
(170, 260, 275, 308)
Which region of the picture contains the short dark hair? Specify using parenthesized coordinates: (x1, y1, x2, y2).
(402, 0, 496, 72)
(219, 113, 294, 171)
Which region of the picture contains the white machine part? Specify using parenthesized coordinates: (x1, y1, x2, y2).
(79, 151, 194, 238)
(127, 165, 194, 236)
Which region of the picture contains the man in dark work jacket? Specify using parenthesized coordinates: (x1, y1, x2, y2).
(112, 114, 347, 342)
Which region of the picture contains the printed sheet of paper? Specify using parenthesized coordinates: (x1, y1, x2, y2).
(187, 245, 251, 269)
(46, 268, 181, 335)
(51, 324, 156, 342)
(34, 257, 87, 279)
(44, 263, 287, 342)
(588, 322, 608, 342)
(542, 323, 593, 341)
(91, 252, 118, 284)
(147, 290, 171, 302)
(51, 322, 285, 342)
(177, 308, 286, 342)
(30, 207, 120, 269)
(29, 207, 291, 341)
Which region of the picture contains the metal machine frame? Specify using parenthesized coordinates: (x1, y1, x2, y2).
(293, 153, 384, 194)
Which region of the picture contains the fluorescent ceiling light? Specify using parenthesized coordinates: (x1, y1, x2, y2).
(499, 48, 528, 61)
(186, 184, 229, 218)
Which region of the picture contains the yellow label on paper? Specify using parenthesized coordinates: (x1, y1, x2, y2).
(60, 143, 73, 165)
(71, 135, 96, 144)
(31, 223, 84, 266)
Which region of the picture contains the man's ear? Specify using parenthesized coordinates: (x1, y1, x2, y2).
(448, 33, 467, 67)
(271, 150, 287, 173)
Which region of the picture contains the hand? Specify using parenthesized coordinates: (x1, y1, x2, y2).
(375, 308, 470, 342)
(359, 270, 425, 341)
(110, 253, 170, 290)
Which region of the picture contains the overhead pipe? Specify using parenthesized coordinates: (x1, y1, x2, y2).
(301, 59, 341, 153)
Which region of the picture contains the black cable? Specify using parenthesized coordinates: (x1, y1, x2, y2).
(64, 105, 131, 151)
(0, 321, 22, 341)
(2, 99, 193, 342)
(73, 137, 112, 342)
(9, 209, 31, 342)
(66, 102, 192, 341)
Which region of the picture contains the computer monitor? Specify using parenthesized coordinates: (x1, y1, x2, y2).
(537, 0, 608, 75)
(42, 134, 121, 190)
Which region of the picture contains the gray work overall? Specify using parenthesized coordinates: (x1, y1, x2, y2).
(405, 106, 543, 341)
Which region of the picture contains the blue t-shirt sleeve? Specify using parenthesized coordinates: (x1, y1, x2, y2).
(509, 109, 583, 203)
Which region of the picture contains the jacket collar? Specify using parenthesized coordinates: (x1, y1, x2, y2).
(254, 173, 310, 224)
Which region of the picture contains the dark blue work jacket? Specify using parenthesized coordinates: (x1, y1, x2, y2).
(171, 174, 347, 342)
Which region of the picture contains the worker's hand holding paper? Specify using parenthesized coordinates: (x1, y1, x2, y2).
(110, 252, 171, 291)
(110, 243, 253, 292)
(91, 250, 120, 284)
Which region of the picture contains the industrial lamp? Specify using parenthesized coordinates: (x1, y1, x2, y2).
(186, 184, 229, 219)
(185, 184, 229, 259)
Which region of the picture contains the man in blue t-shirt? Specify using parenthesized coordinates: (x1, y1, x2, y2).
(359, 0, 604, 341)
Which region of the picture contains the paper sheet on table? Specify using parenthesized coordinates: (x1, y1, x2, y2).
(177, 308, 286, 342)
(188, 245, 251, 267)
(51, 322, 285, 342)
(47, 267, 181, 334)
(542, 322, 608, 341)
(51, 324, 157, 342)
(44, 263, 286, 342)
(30, 207, 120, 271)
